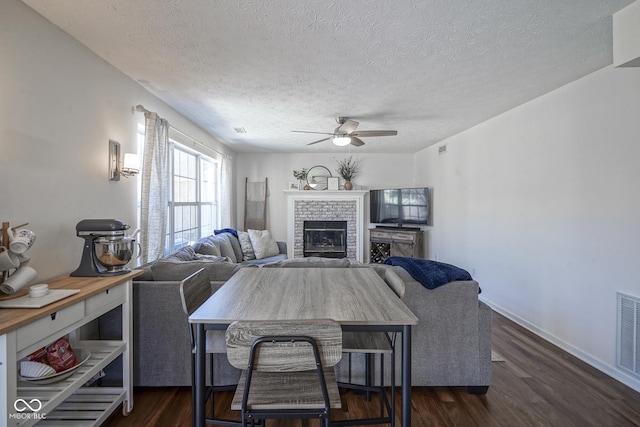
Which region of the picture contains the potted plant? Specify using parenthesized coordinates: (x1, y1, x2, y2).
(293, 168, 308, 190)
(335, 156, 361, 190)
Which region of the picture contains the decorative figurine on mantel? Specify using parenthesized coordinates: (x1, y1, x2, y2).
(336, 156, 361, 190)
(293, 168, 310, 190)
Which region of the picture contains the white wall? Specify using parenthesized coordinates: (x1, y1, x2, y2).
(414, 65, 640, 391)
(236, 152, 417, 244)
(0, 0, 234, 281)
(614, 0, 640, 67)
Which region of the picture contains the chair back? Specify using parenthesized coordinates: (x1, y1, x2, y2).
(179, 268, 211, 316)
(226, 319, 342, 372)
(384, 269, 406, 299)
(179, 268, 211, 347)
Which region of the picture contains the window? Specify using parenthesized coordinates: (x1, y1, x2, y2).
(166, 143, 219, 253)
(135, 124, 222, 256)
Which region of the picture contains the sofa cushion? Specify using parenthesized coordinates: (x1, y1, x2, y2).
(237, 231, 256, 260)
(263, 256, 351, 268)
(242, 253, 287, 265)
(150, 259, 245, 282)
(248, 229, 279, 260)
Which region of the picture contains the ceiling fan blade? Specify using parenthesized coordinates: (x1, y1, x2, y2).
(307, 137, 331, 146)
(351, 130, 397, 137)
(350, 137, 365, 147)
(292, 130, 334, 135)
(337, 119, 359, 134)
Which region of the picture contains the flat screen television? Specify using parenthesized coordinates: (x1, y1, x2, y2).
(370, 187, 430, 227)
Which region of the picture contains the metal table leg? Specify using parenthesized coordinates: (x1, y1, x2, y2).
(402, 325, 411, 427)
(195, 324, 206, 427)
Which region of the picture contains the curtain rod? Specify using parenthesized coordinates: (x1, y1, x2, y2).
(133, 104, 230, 160)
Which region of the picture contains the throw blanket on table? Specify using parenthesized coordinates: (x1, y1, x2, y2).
(383, 256, 480, 292)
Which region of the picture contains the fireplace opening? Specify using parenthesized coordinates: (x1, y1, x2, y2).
(303, 221, 347, 258)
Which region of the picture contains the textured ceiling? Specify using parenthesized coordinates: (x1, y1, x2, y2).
(22, 0, 632, 153)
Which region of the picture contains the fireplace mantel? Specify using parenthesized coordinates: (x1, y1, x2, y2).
(285, 190, 367, 262)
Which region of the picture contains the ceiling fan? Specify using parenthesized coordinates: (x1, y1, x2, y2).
(292, 117, 398, 147)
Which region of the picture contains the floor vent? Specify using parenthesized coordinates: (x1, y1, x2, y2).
(617, 293, 640, 378)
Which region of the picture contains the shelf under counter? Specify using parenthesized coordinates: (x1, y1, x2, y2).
(16, 341, 126, 427)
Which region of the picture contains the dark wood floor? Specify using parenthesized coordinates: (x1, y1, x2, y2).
(104, 311, 640, 426)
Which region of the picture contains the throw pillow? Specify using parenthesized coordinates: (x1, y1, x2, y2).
(223, 232, 244, 262)
(237, 231, 256, 260)
(248, 229, 279, 260)
(213, 233, 238, 263)
(197, 242, 221, 257)
(164, 246, 197, 262)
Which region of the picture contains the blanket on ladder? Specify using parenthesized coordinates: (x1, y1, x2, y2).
(383, 256, 479, 292)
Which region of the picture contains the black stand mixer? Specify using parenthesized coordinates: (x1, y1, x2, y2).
(70, 219, 138, 277)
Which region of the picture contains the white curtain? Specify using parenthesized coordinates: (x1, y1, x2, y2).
(220, 155, 233, 228)
(140, 111, 169, 263)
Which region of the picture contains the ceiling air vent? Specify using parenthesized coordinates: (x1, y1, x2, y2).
(233, 127, 247, 134)
(617, 292, 640, 378)
(438, 144, 447, 155)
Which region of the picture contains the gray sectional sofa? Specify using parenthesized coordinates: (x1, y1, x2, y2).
(372, 263, 491, 392)
(102, 253, 491, 393)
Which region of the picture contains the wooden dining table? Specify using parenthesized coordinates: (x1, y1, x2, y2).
(189, 267, 419, 427)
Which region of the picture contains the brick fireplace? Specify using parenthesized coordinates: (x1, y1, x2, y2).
(285, 190, 367, 262)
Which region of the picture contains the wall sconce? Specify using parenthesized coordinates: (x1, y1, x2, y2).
(121, 152, 140, 177)
(109, 140, 140, 181)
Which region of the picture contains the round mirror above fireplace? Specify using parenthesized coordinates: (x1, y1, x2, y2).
(306, 165, 332, 190)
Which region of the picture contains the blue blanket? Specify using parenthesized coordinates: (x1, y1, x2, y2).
(214, 228, 238, 238)
(383, 256, 479, 292)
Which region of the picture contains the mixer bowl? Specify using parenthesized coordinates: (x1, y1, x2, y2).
(94, 237, 136, 271)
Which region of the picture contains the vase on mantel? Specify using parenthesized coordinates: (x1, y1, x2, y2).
(344, 181, 353, 190)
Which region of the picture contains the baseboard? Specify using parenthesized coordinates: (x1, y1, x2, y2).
(480, 296, 640, 394)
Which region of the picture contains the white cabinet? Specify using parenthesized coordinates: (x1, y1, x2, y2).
(0, 272, 140, 427)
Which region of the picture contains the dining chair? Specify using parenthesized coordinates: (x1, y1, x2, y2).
(226, 319, 343, 427)
(338, 268, 406, 426)
(179, 268, 238, 426)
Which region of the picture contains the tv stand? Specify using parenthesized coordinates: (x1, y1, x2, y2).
(369, 228, 424, 263)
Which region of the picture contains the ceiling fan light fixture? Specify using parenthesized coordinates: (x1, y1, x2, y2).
(332, 136, 351, 146)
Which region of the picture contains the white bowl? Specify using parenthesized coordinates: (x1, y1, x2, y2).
(20, 361, 56, 378)
(29, 284, 49, 298)
(19, 349, 91, 384)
